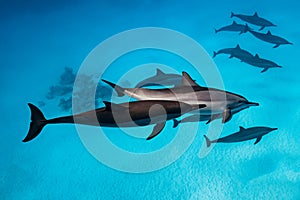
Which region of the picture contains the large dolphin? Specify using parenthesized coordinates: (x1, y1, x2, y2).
(135, 69, 182, 88)
(215, 21, 251, 34)
(204, 126, 278, 147)
(231, 12, 276, 30)
(23, 100, 205, 142)
(245, 28, 292, 48)
(102, 72, 259, 124)
(213, 44, 253, 60)
(242, 54, 282, 73)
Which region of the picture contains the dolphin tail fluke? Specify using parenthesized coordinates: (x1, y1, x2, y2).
(213, 51, 217, 58)
(244, 24, 250, 33)
(214, 28, 218, 34)
(173, 119, 180, 128)
(102, 79, 125, 97)
(204, 135, 212, 147)
(230, 12, 235, 18)
(23, 103, 47, 142)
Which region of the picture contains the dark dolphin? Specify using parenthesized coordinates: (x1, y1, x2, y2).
(215, 21, 251, 34)
(135, 69, 182, 88)
(245, 27, 292, 48)
(213, 44, 253, 60)
(23, 100, 205, 142)
(231, 12, 276, 30)
(204, 126, 278, 147)
(242, 54, 282, 73)
(102, 72, 259, 124)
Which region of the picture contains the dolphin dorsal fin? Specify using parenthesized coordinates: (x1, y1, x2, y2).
(239, 126, 246, 131)
(236, 44, 241, 49)
(156, 69, 165, 76)
(103, 101, 124, 111)
(267, 31, 272, 35)
(255, 54, 259, 58)
(181, 72, 199, 87)
(253, 12, 258, 17)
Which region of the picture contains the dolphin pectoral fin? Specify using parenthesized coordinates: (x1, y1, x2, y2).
(206, 114, 222, 124)
(261, 68, 269, 73)
(229, 55, 234, 59)
(254, 136, 262, 145)
(146, 122, 166, 140)
(173, 119, 180, 128)
(259, 26, 265, 31)
(222, 108, 232, 123)
(273, 44, 280, 48)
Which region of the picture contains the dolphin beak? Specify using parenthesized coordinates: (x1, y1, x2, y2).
(272, 128, 278, 131)
(247, 101, 259, 106)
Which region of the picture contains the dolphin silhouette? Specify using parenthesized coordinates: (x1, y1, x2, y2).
(23, 100, 205, 142)
(245, 27, 292, 48)
(215, 21, 251, 34)
(102, 72, 259, 124)
(213, 44, 253, 60)
(135, 69, 182, 88)
(231, 12, 276, 30)
(242, 54, 282, 73)
(204, 126, 278, 147)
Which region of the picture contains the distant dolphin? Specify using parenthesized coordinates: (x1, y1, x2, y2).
(245, 27, 292, 48)
(213, 44, 253, 60)
(242, 54, 282, 73)
(231, 12, 276, 30)
(135, 69, 182, 88)
(23, 101, 205, 142)
(102, 72, 259, 124)
(215, 21, 251, 34)
(204, 126, 278, 147)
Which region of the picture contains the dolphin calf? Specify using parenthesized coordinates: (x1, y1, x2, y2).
(231, 12, 276, 30)
(245, 28, 292, 48)
(102, 72, 259, 124)
(215, 21, 251, 34)
(204, 126, 278, 147)
(23, 101, 205, 142)
(135, 69, 182, 88)
(242, 54, 282, 73)
(213, 44, 253, 60)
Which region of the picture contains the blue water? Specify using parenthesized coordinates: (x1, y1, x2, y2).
(1, 0, 300, 199)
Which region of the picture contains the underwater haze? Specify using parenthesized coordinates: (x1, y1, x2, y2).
(1, 0, 300, 199)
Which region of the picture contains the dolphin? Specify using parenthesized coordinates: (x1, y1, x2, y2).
(242, 54, 282, 73)
(23, 100, 205, 142)
(245, 27, 292, 48)
(213, 44, 253, 60)
(215, 21, 251, 34)
(204, 126, 278, 147)
(102, 72, 259, 124)
(231, 12, 276, 30)
(135, 69, 182, 88)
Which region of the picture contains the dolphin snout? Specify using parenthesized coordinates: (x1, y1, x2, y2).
(271, 128, 278, 131)
(247, 101, 259, 106)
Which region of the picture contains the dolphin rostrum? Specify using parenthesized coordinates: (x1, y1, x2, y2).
(204, 126, 278, 147)
(102, 72, 259, 124)
(231, 12, 276, 30)
(213, 44, 253, 60)
(135, 68, 182, 88)
(215, 21, 251, 34)
(245, 27, 292, 48)
(23, 100, 205, 142)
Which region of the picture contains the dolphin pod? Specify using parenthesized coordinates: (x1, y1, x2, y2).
(204, 126, 278, 147)
(23, 100, 205, 142)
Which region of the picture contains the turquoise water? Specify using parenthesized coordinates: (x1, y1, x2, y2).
(1, 0, 300, 199)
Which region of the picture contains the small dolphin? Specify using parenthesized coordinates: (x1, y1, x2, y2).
(23, 101, 205, 142)
(135, 69, 182, 88)
(245, 27, 292, 48)
(213, 44, 253, 60)
(215, 21, 251, 34)
(204, 126, 278, 147)
(231, 12, 276, 30)
(102, 72, 259, 124)
(242, 54, 282, 73)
